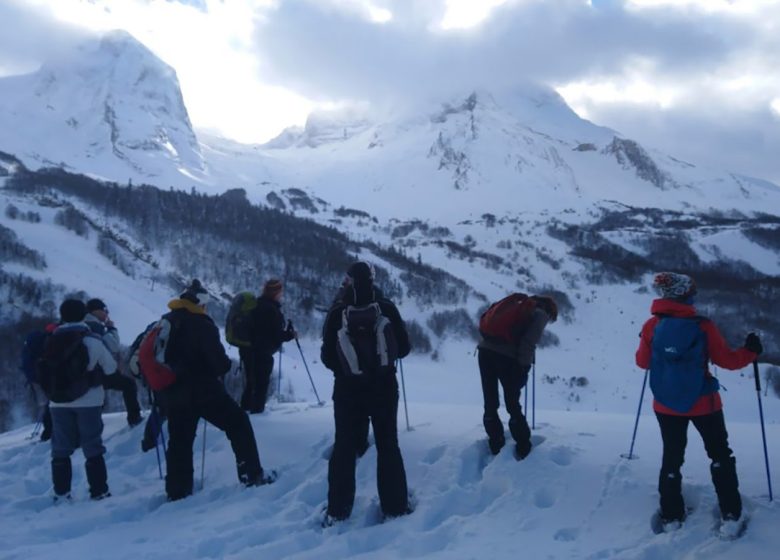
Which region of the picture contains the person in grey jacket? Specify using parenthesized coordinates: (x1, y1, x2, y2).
(49, 299, 118, 502)
(477, 295, 557, 459)
(85, 298, 142, 426)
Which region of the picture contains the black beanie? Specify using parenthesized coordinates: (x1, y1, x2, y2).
(86, 298, 108, 312)
(180, 279, 209, 306)
(347, 261, 375, 305)
(60, 299, 87, 323)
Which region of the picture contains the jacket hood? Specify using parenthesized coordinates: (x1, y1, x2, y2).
(650, 298, 698, 318)
(168, 298, 207, 315)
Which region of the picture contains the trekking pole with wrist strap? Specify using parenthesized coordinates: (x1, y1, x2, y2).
(295, 338, 323, 405)
(622, 369, 649, 460)
(753, 360, 773, 501)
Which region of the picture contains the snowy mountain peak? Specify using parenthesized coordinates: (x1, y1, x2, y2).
(0, 30, 204, 183)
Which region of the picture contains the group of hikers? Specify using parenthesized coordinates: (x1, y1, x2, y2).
(21, 263, 763, 534)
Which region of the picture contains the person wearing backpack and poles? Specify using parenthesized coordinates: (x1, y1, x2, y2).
(85, 298, 143, 427)
(41, 299, 116, 502)
(635, 272, 761, 537)
(239, 279, 295, 414)
(477, 293, 557, 460)
(320, 261, 412, 527)
(154, 280, 276, 501)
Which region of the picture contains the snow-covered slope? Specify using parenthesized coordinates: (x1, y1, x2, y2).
(0, 30, 204, 185)
(1, 395, 778, 559)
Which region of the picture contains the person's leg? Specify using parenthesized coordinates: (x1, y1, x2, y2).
(655, 412, 689, 521)
(692, 411, 742, 520)
(478, 349, 505, 454)
(253, 353, 274, 413)
(50, 407, 78, 497)
(41, 402, 52, 442)
(103, 374, 142, 425)
(165, 406, 200, 500)
(371, 375, 409, 518)
(200, 390, 265, 485)
(76, 406, 109, 498)
(499, 362, 531, 458)
(327, 378, 360, 520)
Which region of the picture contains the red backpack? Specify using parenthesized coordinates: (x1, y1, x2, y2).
(479, 293, 537, 343)
(138, 317, 177, 391)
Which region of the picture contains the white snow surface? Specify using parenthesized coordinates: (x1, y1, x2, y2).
(1, 368, 778, 559)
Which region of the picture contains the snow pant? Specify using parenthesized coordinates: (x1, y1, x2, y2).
(102, 373, 142, 423)
(239, 348, 274, 414)
(165, 388, 263, 501)
(327, 374, 409, 519)
(50, 406, 108, 498)
(478, 348, 532, 454)
(655, 410, 741, 521)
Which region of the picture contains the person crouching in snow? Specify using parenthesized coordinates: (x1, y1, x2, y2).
(635, 272, 762, 532)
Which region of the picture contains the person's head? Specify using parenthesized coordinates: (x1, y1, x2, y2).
(346, 261, 375, 306)
(532, 295, 558, 323)
(262, 278, 284, 301)
(86, 298, 109, 322)
(180, 279, 210, 308)
(653, 272, 697, 303)
(60, 299, 87, 324)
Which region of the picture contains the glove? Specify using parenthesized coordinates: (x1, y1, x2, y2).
(744, 332, 763, 356)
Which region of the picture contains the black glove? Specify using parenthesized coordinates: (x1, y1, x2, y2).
(744, 332, 763, 356)
(284, 320, 296, 341)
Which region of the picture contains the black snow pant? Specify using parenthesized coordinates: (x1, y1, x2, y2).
(102, 373, 142, 423)
(655, 410, 741, 521)
(478, 348, 532, 454)
(327, 374, 409, 520)
(165, 388, 263, 501)
(142, 394, 167, 452)
(239, 348, 274, 414)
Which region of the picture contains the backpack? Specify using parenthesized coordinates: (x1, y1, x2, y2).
(126, 321, 156, 379)
(479, 293, 537, 344)
(36, 329, 92, 403)
(336, 302, 399, 376)
(21, 330, 50, 385)
(225, 292, 257, 348)
(650, 316, 717, 413)
(138, 316, 178, 391)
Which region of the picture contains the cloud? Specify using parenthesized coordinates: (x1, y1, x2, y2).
(0, 1, 88, 75)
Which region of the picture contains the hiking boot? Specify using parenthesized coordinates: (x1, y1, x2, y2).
(40, 430, 52, 442)
(488, 436, 505, 456)
(141, 438, 156, 453)
(90, 490, 112, 501)
(127, 414, 144, 428)
(719, 513, 746, 540)
(52, 493, 72, 505)
(244, 469, 278, 488)
(321, 511, 348, 528)
(515, 440, 532, 461)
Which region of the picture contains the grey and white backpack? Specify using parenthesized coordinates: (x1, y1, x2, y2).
(336, 303, 398, 376)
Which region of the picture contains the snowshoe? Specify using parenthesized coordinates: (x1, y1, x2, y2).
(717, 513, 748, 541)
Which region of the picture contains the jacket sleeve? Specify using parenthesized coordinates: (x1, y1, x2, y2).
(515, 309, 549, 364)
(701, 320, 758, 370)
(102, 327, 120, 355)
(320, 306, 342, 372)
(86, 336, 118, 375)
(381, 300, 411, 359)
(200, 318, 231, 377)
(635, 317, 658, 369)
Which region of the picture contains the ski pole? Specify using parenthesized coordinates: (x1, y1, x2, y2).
(200, 419, 208, 491)
(295, 338, 323, 405)
(532, 362, 536, 430)
(621, 369, 649, 460)
(399, 359, 411, 431)
(753, 361, 773, 501)
(151, 406, 163, 480)
(277, 348, 283, 399)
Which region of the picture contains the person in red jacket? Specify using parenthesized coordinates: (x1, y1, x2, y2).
(635, 272, 762, 531)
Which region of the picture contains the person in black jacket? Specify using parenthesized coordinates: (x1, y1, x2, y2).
(239, 278, 295, 414)
(160, 280, 275, 501)
(320, 262, 412, 526)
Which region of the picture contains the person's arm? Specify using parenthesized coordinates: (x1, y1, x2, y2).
(320, 306, 343, 372)
(200, 318, 231, 377)
(635, 317, 658, 369)
(102, 326, 120, 355)
(702, 320, 758, 370)
(87, 336, 118, 375)
(515, 309, 549, 363)
(380, 300, 411, 359)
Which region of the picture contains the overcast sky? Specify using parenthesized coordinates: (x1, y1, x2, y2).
(1, 0, 779, 184)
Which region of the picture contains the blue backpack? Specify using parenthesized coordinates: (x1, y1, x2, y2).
(650, 316, 718, 413)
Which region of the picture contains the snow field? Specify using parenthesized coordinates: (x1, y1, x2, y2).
(0, 384, 778, 560)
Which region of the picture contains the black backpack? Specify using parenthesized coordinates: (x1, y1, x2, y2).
(225, 292, 257, 348)
(21, 330, 50, 385)
(336, 302, 399, 376)
(36, 329, 92, 403)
